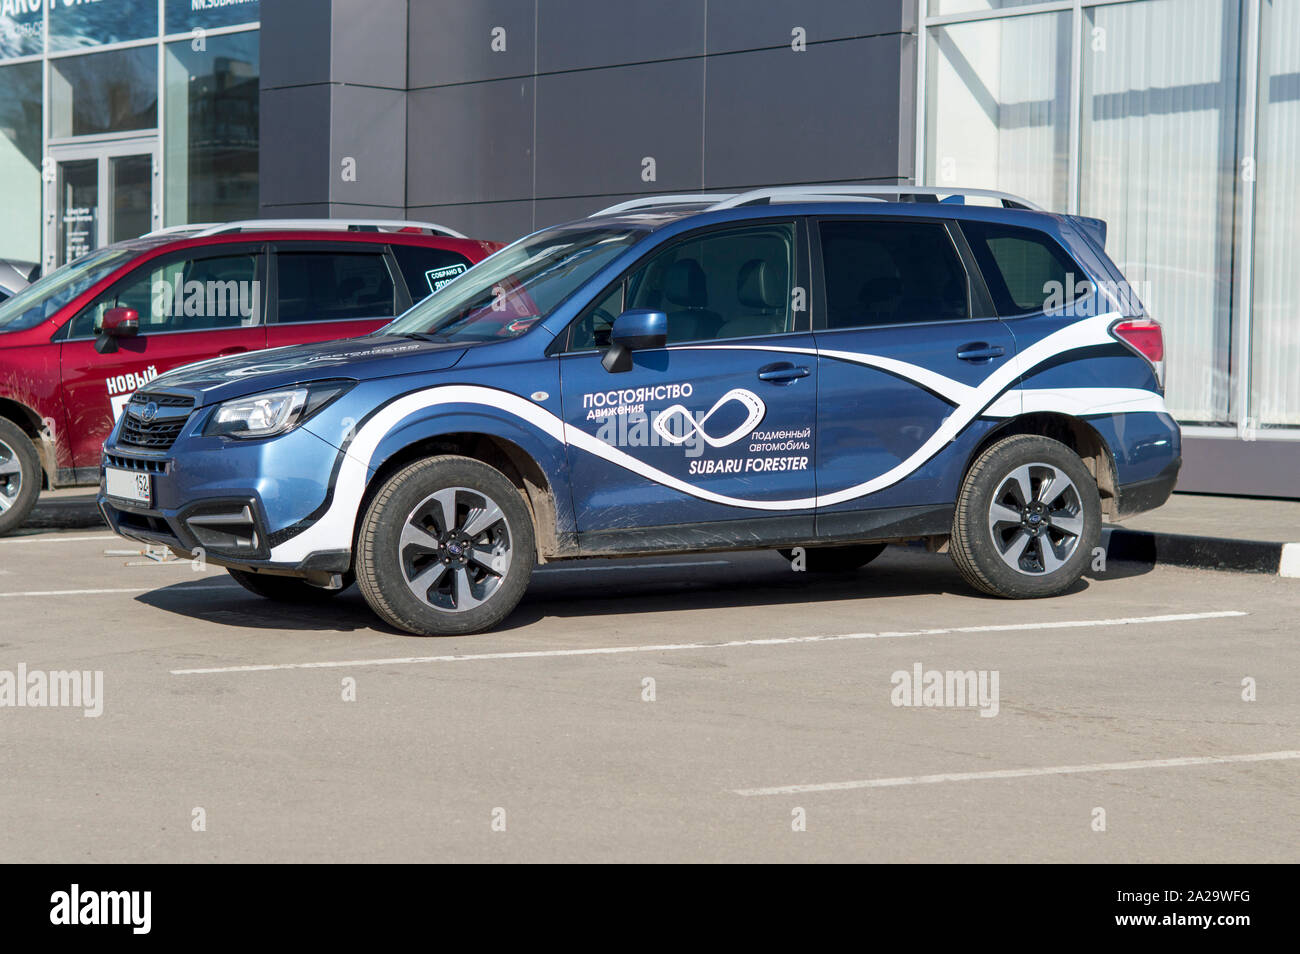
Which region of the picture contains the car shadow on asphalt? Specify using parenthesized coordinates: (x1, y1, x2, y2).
(128, 546, 1136, 638)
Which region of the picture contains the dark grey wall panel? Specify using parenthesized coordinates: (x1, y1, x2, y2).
(259, 85, 333, 207)
(409, 0, 536, 88)
(536, 0, 704, 73)
(703, 36, 906, 188)
(408, 200, 535, 244)
(259, 0, 332, 90)
(407, 78, 535, 207)
(535, 59, 704, 199)
(706, 0, 909, 54)
(329, 86, 407, 208)
(328, 0, 409, 89)
(1179, 438, 1300, 499)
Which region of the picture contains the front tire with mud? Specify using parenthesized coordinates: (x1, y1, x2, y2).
(355, 455, 535, 636)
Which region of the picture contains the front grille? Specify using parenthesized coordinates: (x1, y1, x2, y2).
(119, 394, 196, 451)
(104, 453, 168, 474)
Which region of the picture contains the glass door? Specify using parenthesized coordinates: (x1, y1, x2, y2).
(45, 139, 160, 270)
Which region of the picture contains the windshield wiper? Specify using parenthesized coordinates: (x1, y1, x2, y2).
(396, 331, 448, 342)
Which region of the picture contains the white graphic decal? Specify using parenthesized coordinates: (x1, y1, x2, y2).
(270, 312, 1166, 561)
(653, 388, 766, 448)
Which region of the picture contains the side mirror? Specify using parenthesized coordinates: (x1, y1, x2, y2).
(602, 308, 667, 373)
(95, 307, 139, 354)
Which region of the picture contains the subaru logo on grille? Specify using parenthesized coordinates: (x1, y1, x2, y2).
(140, 402, 159, 424)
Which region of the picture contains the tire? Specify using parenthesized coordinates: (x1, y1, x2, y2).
(950, 434, 1101, 599)
(355, 455, 535, 636)
(778, 543, 887, 572)
(0, 417, 41, 537)
(227, 567, 353, 602)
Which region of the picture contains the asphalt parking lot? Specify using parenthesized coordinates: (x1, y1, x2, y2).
(1, 523, 1297, 863)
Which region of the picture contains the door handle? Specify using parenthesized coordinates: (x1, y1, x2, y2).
(956, 342, 1005, 363)
(757, 362, 811, 382)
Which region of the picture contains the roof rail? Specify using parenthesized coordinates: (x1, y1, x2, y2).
(143, 223, 220, 237)
(192, 219, 468, 238)
(590, 194, 738, 217)
(711, 185, 1042, 211)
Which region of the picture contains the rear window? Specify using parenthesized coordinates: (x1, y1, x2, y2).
(276, 251, 397, 323)
(391, 245, 473, 301)
(819, 220, 970, 329)
(961, 221, 1091, 316)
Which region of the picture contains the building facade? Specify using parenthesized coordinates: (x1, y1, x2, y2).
(1, 0, 1295, 496)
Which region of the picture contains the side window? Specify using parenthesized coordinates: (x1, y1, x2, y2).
(390, 245, 473, 301)
(69, 252, 261, 338)
(961, 221, 1091, 316)
(567, 282, 625, 351)
(819, 220, 970, 330)
(276, 251, 397, 323)
(625, 222, 796, 345)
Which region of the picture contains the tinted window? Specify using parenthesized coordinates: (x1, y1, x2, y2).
(618, 222, 795, 346)
(276, 251, 396, 323)
(819, 220, 969, 329)
(391, 245, 473, 301)
(69, 251, 260, 337)
(567, 283, 625, 351)
(961, 221, 1090, 315)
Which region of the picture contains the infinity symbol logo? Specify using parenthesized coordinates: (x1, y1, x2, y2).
(652, 388, 767, 448)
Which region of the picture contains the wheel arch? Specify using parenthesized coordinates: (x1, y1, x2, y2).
(356, 422, 572, 562)
(964, 412, 1118, 520)
(0, 397, 54, 489)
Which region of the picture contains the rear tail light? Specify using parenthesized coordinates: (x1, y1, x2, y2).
(1112, 318, 1165, 390)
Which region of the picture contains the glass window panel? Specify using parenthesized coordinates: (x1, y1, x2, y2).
(0, 61, 42, 264)
(166, 0, 260, 33)
(109, 154, 153, 243)
(820, 220, 969, 328)
(49, 46, 158, 137)
(58, 159, 98, 266)
(925, 12, 1071, 211)
(0, 2, 44, 58)
(276, 252, 396, 324)
(164, 33, 258, 224)
(1250, 0, 1300, 427)
(1080, 0, 1243, 424)
(49, 0, 158, 52)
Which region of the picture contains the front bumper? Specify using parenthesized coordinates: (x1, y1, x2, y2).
(98, 423, 354, 580)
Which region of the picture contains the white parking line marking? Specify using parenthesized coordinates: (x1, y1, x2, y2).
(0, 581, 240, 598)
(169, 610, 1246, 675)
(0, 534, 117, 544)
(536, 560, 730, 573)
(733, 749, 1300, 796)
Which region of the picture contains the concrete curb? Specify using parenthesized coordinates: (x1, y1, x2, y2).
(1103, 526, 1300, 578)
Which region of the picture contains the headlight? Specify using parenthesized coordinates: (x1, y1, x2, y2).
(204, 382, 352, 439)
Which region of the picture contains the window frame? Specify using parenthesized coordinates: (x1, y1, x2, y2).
(551, 215, 812, 355)
(809, 214, 996, 334)
(61, 242, 268, 341)
(267, 241, 409, 326)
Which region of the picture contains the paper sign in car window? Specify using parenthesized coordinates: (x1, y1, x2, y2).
(425, 263, 468, 292)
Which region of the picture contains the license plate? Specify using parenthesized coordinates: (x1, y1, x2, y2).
(105, 467, 152, 505)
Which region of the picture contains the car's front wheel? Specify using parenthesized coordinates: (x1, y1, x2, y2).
(949, 434, 1101, 598)
(355, 455, 535, 636)
(0, 418, 41, 537)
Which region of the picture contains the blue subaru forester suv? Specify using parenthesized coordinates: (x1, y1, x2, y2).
(98, 188, 1179, 636)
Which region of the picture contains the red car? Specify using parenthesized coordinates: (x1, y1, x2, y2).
(0, 220, 501, 535)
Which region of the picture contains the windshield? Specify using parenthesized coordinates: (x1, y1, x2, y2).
(0, 247, 136, 334)
(384, 225, 644, 342)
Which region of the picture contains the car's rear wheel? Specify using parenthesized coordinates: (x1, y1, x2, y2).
(950, 434, 1101, 598)
(778, 543, 887, 572)
(355, 455, 535, 636)
(0, 418, 41, 537)
(227, 568, 352, 602)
